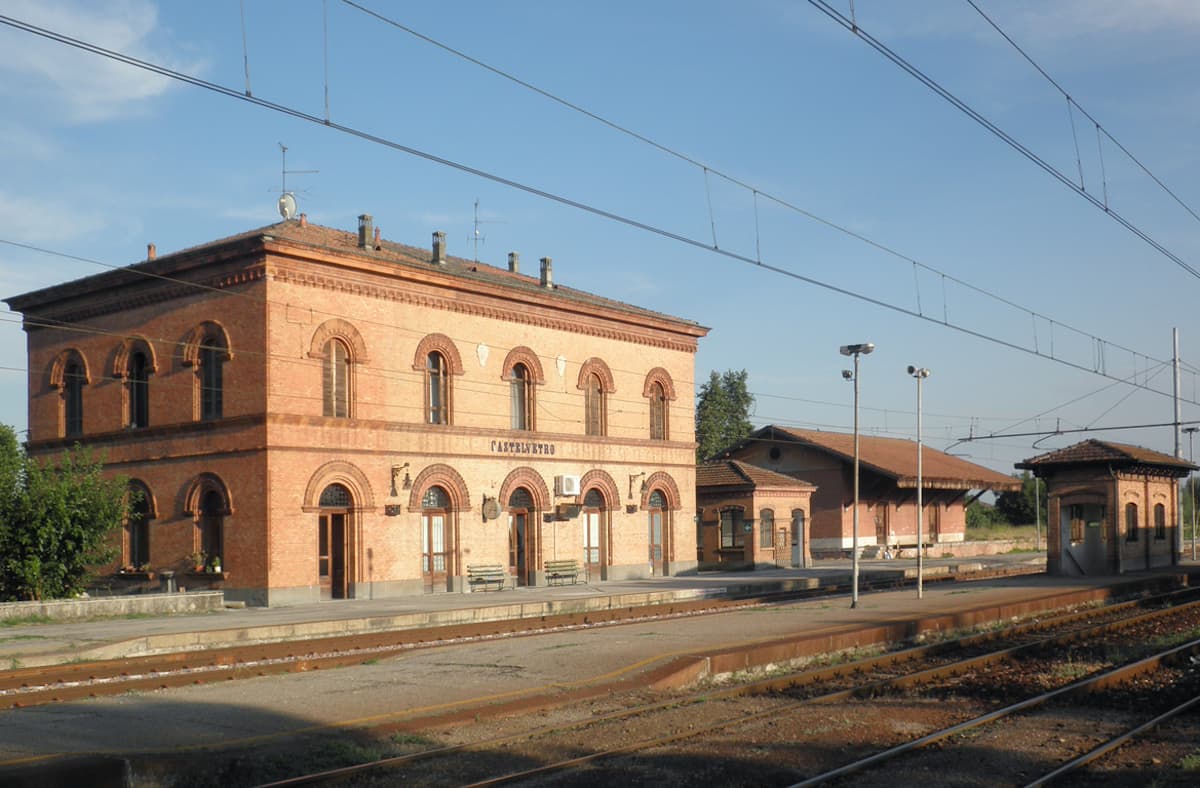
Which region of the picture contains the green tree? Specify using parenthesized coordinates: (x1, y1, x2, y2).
(0, 426, 128, 601)
(695, 369, 754, 461)
(993, 471, 1045, 526)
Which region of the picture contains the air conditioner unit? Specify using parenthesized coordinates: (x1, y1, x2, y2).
(555, 474, 581, 497)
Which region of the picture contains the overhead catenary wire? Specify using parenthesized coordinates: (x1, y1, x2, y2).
(0, 13, 1195, 415)
(806, 0, 1200, 281)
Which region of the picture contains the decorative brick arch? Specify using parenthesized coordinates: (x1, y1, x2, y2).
(641, 367, 677, 400)
(576, 357, 615, 393)
(49, 348, 91, 388)
(308, 318, 368, 363)
(498, 467, 551, 511)
(579, 469, 619, 508)
(127, 478, 159, 520)
(501, 346, 545, 384)
(183, 472, 233, 516)
(411, 333, 464, 374)
(640, 471, 683, 511)
(408, 463, 471, 512)
(302, 460, 375, 511)
(112, 335, 159, 377)
(181, 321, 234, 366)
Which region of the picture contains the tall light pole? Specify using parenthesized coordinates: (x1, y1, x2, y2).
(1185, 426, 1198, 561)
(841, 342, 875, 608)
(908, 365, 930, 599)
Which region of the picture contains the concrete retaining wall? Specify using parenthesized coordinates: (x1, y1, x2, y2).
(0, 591, 225, 622)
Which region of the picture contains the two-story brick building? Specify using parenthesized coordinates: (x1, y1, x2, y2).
(5, 215, 708, 605)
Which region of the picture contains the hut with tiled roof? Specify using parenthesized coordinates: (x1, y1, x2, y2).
(1016, 439, 1194, 575)
(719, 425, 1020, 558)
(695, 460, 816, 568)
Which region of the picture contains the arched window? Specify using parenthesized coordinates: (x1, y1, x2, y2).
(323, 339, 351, 418)
(759, 509, 775, 549)
(585, 373, 605, 436)
(426, 351, 449, 425)
(1154, 503, 1166, 540)
(1125, 502, 1139, 542)
(200, 489, 225, 564)
(127, 350, 150, 429)
(126, 483, 152, 568)
(319, 483, 352, 508)
(649, 381, 667, 440)
(199, 334, 225, 420)
(64, 360, 86, 437)
(510, 363, 533, 430)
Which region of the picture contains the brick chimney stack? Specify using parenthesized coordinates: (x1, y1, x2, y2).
(508, 252, 520, 273)
(540, 257, 553, 289)
(432, 231, 447, 265)
(357, 214, 373, 250)
(147, 243, 156, 260)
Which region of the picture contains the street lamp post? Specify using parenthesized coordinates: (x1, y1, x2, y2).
(841, 342, 875, 608)
(908, 365, 930, 599)
(1185, 426, 1198, 561)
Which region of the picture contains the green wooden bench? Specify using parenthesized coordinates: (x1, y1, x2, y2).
(466, 564, 512, 592)
(544, 559, 581, 586)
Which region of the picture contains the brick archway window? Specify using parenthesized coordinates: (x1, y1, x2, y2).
(426, 351, 450, 424)
(127, 350, 151, 429)
(1125, 502, 1139, 542)
(511, 363, 533, 430)
(1154, 503, 1166, 540)
(324, 339, 351, 418)
(649, 381, 667, 440)
(64, 358, 86, 437)
(585, 373, 605, 436)
(199, 332, 226, 420)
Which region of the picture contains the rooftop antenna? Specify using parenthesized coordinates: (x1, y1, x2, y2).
(467, 199, 505, 263)
(277, 142, 318, 220)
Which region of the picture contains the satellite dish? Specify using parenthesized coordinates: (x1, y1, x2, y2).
(278, 192, 298, 220)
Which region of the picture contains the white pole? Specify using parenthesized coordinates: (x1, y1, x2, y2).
(1175, 328, 1183, 563)
(852, 352, 861, 609)
(916, 371, 924, 599)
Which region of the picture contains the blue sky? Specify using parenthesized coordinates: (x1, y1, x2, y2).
(1, 0, 1198, 476)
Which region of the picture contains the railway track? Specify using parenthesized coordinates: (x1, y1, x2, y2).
(0, 564, 1043, 709)
(250, 586, 1200, 787)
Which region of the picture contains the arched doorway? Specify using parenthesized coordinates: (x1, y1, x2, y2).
(582, 488, 606, 580)
(422, 486, 451, 592)
(508, 487, 534, 586)
(318, 483, 352, 600)
(647, 490, 666, 576)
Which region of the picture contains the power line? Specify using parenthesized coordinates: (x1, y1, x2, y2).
(0, 13, 1194, 410)
(964, 0, 1200, 227)
(806, 0, 1200, 281)
(958, 420, 1200, 443)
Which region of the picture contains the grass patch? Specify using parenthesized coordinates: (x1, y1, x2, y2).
(0, 615, 54, 627)
(1180, 750, 1200, 770)
(964, 523, 1040, 542)
(0, 634, 48, 643)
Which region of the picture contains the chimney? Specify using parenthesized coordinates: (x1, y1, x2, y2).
(540, 256, 553, 289)
(507, 252, 520, 273)
(432, 231, 446, 265)
(358, 214, 373, 250)
(299, 213, 308, 228)
(146, 243, 156, 260)
(374, 226, 382, 250)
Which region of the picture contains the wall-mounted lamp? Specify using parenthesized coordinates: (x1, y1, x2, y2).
(390, 463, 411, 497)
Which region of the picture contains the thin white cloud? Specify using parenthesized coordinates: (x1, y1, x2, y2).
(1016, 0, 1200, 38)
(0, 0, 197, 123)
(0, 190, 106, 244)
(0, 121, 58, 161)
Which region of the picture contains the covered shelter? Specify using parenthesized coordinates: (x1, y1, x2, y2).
(1016, 439, 1194, 575)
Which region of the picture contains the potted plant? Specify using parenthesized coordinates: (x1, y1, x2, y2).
(187, 551, 206, 572)
(209, 555, 222, 574)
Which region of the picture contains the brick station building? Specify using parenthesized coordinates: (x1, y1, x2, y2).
(5, 215, 708, 605)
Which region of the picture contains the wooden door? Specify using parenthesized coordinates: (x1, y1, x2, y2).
(422, 512, 448, 592)
(318, 513, 348, 600)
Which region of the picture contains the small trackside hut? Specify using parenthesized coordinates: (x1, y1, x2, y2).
(1017, 439, 1196, 576)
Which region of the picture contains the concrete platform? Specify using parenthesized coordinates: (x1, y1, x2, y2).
(0, 554, 1050, 667)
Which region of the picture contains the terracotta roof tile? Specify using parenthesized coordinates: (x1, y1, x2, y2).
(1017, 439, 1196, 471)
(740, 426, 1020, 491)
(696, 460, 815, 490)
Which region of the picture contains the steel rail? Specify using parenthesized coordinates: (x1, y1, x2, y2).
(252, 588, 1200, 786)
(789, 637, 1200, 787)
(0, 564, 1046, 708)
